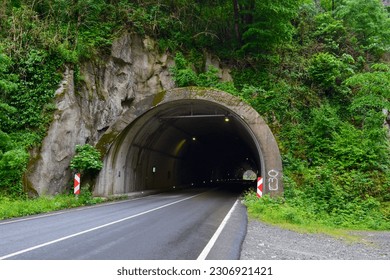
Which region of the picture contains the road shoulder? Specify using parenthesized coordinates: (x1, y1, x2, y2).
(240, 218, 390, 260)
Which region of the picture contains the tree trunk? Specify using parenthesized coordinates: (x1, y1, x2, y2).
(232, 0, 241, 43)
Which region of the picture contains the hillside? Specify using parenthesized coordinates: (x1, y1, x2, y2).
(0, 0, 389, 229)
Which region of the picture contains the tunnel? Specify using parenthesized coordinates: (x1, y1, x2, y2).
(94, 87, 283, 197)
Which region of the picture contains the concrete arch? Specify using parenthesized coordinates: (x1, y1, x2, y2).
(94, 87, 282, 196)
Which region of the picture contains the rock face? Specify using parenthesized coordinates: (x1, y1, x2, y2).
(25, 34, 231, 195)
(25, 67, 82, 195)
(25, 35, 176, 195)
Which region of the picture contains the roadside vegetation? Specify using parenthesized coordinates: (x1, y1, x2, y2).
(0, 190, 104, 220)
(0, 0, 389, 232)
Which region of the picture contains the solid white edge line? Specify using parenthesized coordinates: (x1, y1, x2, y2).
(0, 193, 203, 260)
(197, 199, 239, 260)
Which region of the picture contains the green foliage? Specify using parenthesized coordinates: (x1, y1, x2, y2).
(0, 148, 29, 196)
(308, 52, 342, 91)
(335, 0, 390, 58)
(0, 193, 104, 220)
(239, 0, 301, 54)
(244, 187, 390, 231)
(0, 130, 13, 153)
(313, 12, 346, 53)
(0, 51, 18, 97)
(170, 52, 237, 92)
(170, 53, 198, 87)
(70, 144, 103, 174)
(346, 65, 390, 108)
(331, 123, 389, 171)
(304, 104, 340, 161)
(8, 49, 62, 132)
(237, 0, 390, 232)
(0, 103, 17, 131)
(345, 66, 390, 141)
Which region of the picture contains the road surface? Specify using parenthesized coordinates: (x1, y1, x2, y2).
(0, 187, 247, 260)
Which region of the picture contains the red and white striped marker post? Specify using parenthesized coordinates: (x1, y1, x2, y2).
(74, 173, 81, 196)
(256, 177, 263, 198)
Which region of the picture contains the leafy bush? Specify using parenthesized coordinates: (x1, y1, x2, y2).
(70, 144, 103, 174)
(335, 0, 390, 58)
(0, 130, 14, 153)
(0, 148, 29, 196)
(308, 52, 341, 91)
(331, 123, 389, 171)
(170, 53, 198, 87)
(170, 52, 234, 91)
(240, 0, 300, 53)
(313, 12, 346, 53)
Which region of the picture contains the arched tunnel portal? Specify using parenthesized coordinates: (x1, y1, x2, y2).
(94, 88, 282, 197)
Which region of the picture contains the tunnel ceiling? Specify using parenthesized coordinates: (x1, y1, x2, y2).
(135, 100, 258, 158)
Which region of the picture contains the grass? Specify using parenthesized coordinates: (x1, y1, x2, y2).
(243, 191, 390, 241)
(0, 192, 106, 220)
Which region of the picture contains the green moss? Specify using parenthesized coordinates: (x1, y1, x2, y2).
(95, 130, 119, 157)
(152, 90, 166, 106)
(22, 174, 38, 198)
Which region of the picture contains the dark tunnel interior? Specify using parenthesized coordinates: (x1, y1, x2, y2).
(125, 100, 261, 192)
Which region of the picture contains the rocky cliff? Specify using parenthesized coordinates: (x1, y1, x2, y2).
(25, 34, 230, 196)
(25, 35, 174, 195)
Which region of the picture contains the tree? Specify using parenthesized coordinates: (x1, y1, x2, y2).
(232, 0, 241, 42)
(335, 0, 390, 58)
(0, 148, 29, 196)
(346, 64, 390, 130)
(239, 0, 301, 54)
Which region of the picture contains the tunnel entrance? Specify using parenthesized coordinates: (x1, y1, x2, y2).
(127, 100, 260, 190)
(94, 87, 282, 197)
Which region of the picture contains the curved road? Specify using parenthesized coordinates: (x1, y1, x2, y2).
(0, 187, 247, 260)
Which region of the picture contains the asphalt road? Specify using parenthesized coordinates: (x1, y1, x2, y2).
(0, 187, 247, 260)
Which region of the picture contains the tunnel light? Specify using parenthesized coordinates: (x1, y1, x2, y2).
(192, 137, 196, 141)
(224, 116, 230, 122)
(174, 139, 187, 156)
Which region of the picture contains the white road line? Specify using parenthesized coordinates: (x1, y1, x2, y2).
(0, 193, 203, 260)
(197, 199, 239, 260)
